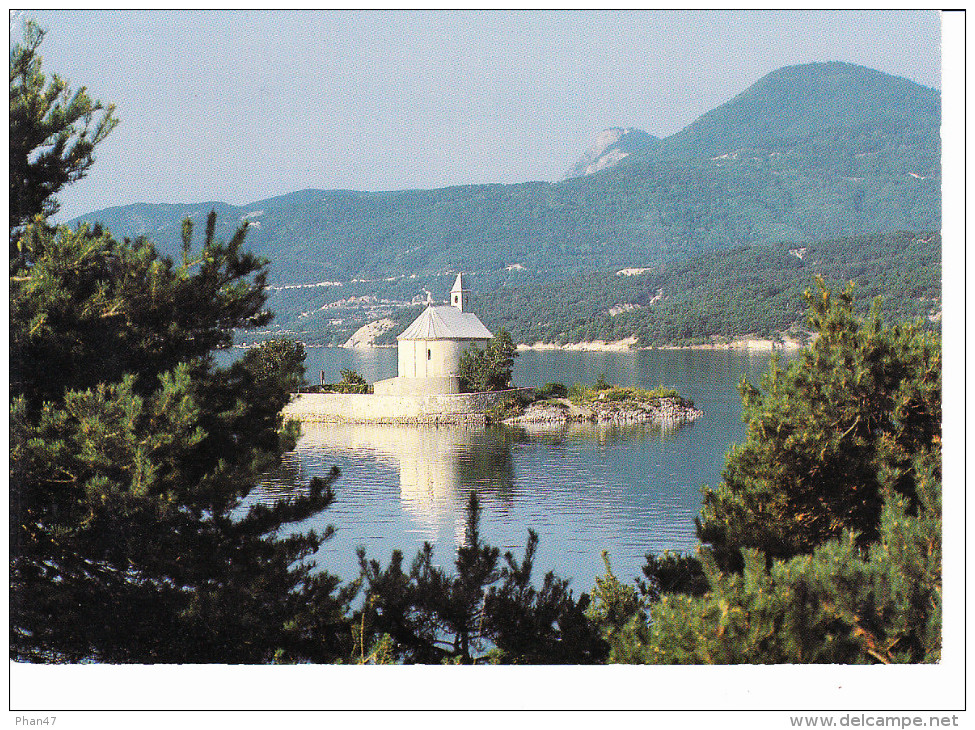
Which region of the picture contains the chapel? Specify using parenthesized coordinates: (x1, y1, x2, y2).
(372, 273, 493, 396)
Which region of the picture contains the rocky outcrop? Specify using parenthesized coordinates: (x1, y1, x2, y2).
(563, 127, 660, 179)
(502, 396, 702, 427)
(342, 318, 397, 348)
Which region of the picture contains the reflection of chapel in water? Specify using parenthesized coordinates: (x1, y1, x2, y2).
(295, 422, 515, 527)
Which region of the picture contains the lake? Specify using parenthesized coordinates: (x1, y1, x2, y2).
(255, 347, 788, 594)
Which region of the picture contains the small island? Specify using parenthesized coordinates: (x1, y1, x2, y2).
(490, 381, 702, 427)
(282, 276, 701, 428)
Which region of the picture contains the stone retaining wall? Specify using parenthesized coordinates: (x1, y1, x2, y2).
(280, 388, 528, 424)
(373, 375, 461, 395)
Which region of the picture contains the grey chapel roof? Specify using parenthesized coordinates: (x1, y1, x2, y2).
(398, 305, 493, 341)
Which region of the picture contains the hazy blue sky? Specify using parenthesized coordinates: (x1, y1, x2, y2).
(11, 9, 943, 220)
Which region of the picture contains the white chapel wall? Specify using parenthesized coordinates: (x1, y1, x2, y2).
(398, 338, 485, 379)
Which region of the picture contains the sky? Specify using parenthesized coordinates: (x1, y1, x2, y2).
(11, 9, 943, 221)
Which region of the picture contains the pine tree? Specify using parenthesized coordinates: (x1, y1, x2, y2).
(697, 279, 941, 568)
(356, 494, 606, 664)
(589, 280, 941, 664)
(9, 20, 118, 233)
(9, 220, 357, 662)
(641, 448, 940, 664)
(10, 215, 270, 411)
(9, 23, 355, 662)
(585, 553, 653, 664)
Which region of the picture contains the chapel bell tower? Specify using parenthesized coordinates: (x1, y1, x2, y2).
(450, 273, 469, 312)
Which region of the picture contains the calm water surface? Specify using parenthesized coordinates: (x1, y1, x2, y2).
(256, 347, 787, 592)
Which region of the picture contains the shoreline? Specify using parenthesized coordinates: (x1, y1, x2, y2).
(516, 336, 804, 353)
(516, 337, 638, 352)
(243, 336, 804, 353)
(501, 396, 703, 427)
(657, 337, 803, 352)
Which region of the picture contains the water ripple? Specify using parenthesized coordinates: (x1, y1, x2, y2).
(254, 349, 779, 589)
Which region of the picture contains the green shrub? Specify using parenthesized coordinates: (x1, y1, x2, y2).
(319, 369, 372, 394)
(536, 382, 568, 399)
(458, 330, 518, 392)
(567, 382, 681, 405)
(567, 383, 593, 403)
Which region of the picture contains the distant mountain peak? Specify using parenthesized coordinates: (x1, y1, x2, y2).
(563, 127, 660, 179)
(663, 61, 940, 158)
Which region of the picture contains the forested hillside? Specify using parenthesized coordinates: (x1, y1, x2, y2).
(73, 62, 939, 293)
(467, 231, 941, 347)
(254, 231, 939, 347)
(659, 62, 939, 158)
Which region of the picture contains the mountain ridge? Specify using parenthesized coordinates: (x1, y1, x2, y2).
(71, 61, 940, 309)
(661, 62, 939, 158)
